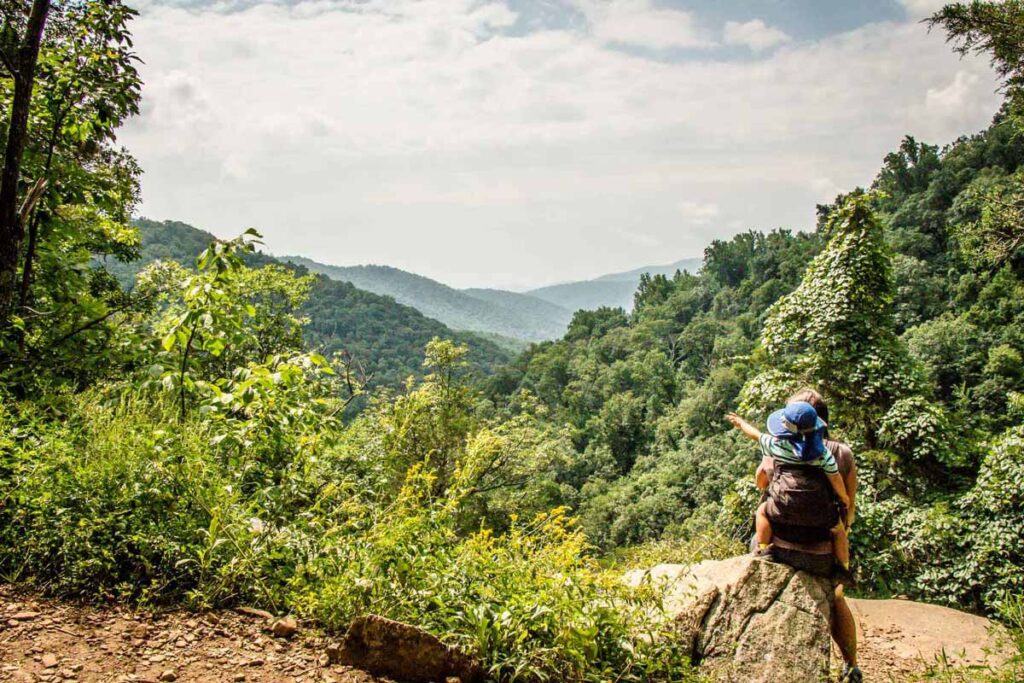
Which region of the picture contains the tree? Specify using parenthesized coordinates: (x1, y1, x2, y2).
(0, 0, 51, 325)
(0, 0, 141, 385)
(16, 0, 140, 307)
(742, 194, 920, 446)
(957, 168, 1024, 267)
(929, 2, 1024, 110)
(930, 3, 1024, 266)
(153, 229, 266, 420)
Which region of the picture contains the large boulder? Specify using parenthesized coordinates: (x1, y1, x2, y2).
(625, 555, 834, 683)
(331, 614, 483, 683)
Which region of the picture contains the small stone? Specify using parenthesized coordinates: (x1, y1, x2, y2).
(271, 617, 298, 639)
(236, 607, 273, 620)
(132, 624, 149, 639)
(11, 611, 41, 621)
(174, 638, 187, 648)
(233, 675, 246, 682)
(324, 644, 341, 664)
(41, 654, 58, 669)
(159, 671, 177, 682)
(317, 654, 329, 667)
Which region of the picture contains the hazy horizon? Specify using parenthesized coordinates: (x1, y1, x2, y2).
(268, 248, 702, 292)
(121, 0, 1001, 289)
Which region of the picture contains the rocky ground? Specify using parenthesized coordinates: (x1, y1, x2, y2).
(0, 582, 1016, 683)
(849, 597, 1016, 682)
(0, 586, 390, 683)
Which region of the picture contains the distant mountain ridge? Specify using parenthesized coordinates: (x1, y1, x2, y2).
(525, 258, 703, 312)
(280, 255, 704, 341)
(593, 258, 704, 283)
(110, 220, 511, 389)
(282, 257, 572, 342)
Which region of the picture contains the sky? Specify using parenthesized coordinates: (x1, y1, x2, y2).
(120, 0, 1003, 290)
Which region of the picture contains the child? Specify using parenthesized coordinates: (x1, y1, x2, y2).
(726, 401, 852, 570)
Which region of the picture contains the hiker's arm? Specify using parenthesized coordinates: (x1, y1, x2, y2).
(827, 472, 850, 510)
(726, 412, 761, 442)
(845, 461, 858, 527)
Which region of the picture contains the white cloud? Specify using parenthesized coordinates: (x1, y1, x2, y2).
(723, 19, 790, 52)
(927, 70, 984, 116)
(571, 0, 714, 50)
(120, 0, 1001, 289)
(898, 0, 948, 19)
(678, 201, 720, 224)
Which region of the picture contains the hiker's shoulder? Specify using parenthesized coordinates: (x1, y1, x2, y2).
(825, 439, 855, 469)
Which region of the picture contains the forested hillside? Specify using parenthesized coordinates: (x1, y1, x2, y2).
(109, 219, 510, 389)
(487, 108, 1024, 614)
(283, 256, 573, 342)
(1, 1, 1024, 682)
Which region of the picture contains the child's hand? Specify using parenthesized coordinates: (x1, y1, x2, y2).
(727, 412, 762, 441)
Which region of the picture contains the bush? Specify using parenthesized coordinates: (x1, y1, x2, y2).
(300, 471, 694, 682)
(0, 380, 699, 682)
(0, 393, 265, 605)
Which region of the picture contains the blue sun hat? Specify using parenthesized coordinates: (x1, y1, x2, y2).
(766, 400, 828, 461)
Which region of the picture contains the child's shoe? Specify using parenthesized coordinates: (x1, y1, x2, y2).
(841, 663, 863, 682)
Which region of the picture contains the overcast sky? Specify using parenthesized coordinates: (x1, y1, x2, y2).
(121, 0, 1002, 290)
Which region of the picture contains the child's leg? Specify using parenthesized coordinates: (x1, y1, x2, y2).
(755, 502, 773, 549)
(831, 522, 850, 570)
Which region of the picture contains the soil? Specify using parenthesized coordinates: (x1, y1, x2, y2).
(841, 597, 1015, 682)
(1, 585, 1015, 682)
(0, 585, 390, 683)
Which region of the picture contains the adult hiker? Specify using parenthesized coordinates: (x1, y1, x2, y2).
(728, 388, 862, 683)
(728, 400, 851, 571)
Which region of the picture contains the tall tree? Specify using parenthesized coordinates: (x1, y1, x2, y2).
(741, 194, 919, 447)
(0, 0, 51, 327)
(930, 1, 1024, 109)
(0, 0, 141, 386)
(930, 2, 1024, 266)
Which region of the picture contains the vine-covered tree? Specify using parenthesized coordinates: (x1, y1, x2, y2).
(743, 194, 919, 446)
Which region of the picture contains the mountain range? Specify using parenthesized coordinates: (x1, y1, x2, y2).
(283, 255, 703, 342)
(525, 257, 702, 314)
(109, 220, 512, 389)
(112, 219, 704, 380)
(282, 257, 573, 344)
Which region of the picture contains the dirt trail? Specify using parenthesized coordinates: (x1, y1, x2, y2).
(844, 597, 1015, 681)
(0, 586, 1015, 682)
(0, 586, 388, 683)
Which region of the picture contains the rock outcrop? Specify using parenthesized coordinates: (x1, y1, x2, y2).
(331, 613, 483, 683)
(626, 555, 834, 683)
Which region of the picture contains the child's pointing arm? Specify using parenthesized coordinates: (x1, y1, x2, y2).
(726, 412, 762, 442)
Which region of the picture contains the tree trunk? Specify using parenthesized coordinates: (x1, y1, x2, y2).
(0, 0, 51, 329)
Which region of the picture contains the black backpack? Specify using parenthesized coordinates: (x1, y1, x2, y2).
(764, 462, 840, 543)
